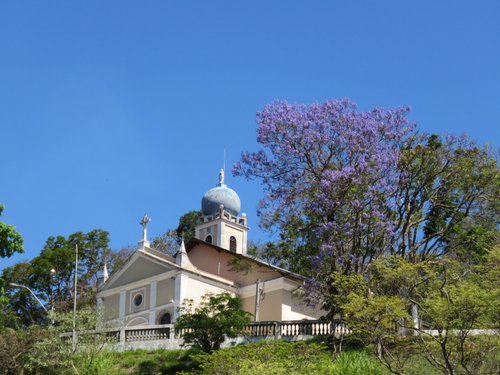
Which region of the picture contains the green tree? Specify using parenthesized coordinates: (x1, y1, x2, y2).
(2, 261, 49, 327)
(29, 229, 110, 311)
(0, 204, 23, 259)
(343, 252, 500, 375)
(2, 229, 110, 329)
(175, 292, 252, 353)
(389, 135, 499, 263)
(151, 210, 202, 255)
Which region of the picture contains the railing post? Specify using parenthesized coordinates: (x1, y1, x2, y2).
(119, 327, 126, 350)
(275, 321, 281, 340)
(169, 325, 174, 341)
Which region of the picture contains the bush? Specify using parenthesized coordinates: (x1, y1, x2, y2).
(333, 351, 385, 375)
(175, 292, 252, 353)
(193, 340, 333, 374)
(0, 327, 47, 375)
(188, 340, 388, 375)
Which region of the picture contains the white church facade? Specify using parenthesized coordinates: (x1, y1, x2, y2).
(96, 170, 325, 327)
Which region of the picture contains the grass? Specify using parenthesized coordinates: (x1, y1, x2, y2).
(105, 348, 200, 375)
(82, 340, 445, 374)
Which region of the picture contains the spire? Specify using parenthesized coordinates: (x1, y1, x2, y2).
(103, 262, 109, 283)
(179, 239, 187, 254)
(176, 239, 195, 270)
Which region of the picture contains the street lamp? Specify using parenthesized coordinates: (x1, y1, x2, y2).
(50, 268, 56, 324)
(9, 282, 52, 325)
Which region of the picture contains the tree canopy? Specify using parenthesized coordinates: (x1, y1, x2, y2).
(0, 204, 23, 259)
(151, 210, 202, 255)
(1, 229, 110, 328)
(235, 99, 499, 318)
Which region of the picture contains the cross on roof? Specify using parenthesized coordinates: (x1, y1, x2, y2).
(139, 214, 151, 242)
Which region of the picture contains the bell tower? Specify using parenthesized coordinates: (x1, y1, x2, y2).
(195, 169, 248, 254)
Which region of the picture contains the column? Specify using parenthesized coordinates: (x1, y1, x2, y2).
(173, 272, 188, 321)
(149, 280, 157, 325)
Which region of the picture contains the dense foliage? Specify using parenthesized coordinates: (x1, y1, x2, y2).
(151, 210, 202, 256)
(191, 340, 385, 375)
(0, 307, 111, 375)
(1, 229, 110, 328)
(342, 246, 499, 374)
(0, 204, 23, 259)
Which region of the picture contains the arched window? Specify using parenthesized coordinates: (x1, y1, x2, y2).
(159, 312, 171, 325)
(229, 236, 237, 252)
(205, 235, 212, 244)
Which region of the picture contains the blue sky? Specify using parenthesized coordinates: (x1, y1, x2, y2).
(1, 1, 499, 270)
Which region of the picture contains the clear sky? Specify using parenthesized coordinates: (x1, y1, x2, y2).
(1, 1, 499, 270)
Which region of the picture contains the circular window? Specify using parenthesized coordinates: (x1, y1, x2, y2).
(133, 294, 143, 307)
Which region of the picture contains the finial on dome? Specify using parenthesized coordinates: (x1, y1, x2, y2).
(219, 168, 225, 186)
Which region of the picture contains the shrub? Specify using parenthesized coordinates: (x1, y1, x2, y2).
(175, 292, 252, 353)
(193, 340, 341, 374)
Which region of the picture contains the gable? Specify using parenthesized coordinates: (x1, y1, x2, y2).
(104, 253, 175, 290)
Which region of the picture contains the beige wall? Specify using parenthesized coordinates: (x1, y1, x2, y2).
(183, 276, 228, 302)
(259, 289, 283, 321)
(102, 293, 120, 321)
(240, 290, 283, 321)
(282, 290, 324, 320)
(199, 224, 218, 244)
(219, 224, 244, 252)
(241, 295, 255, 319)
(125, 313, 149, 327)
(157, 278, 175, 306)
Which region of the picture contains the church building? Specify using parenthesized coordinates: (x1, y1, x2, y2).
(96, 170, 324, 327)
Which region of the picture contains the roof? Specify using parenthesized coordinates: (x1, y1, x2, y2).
(184, 237, 306, 283)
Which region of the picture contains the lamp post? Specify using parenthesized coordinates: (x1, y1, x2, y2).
(72, 244, 78, 352)
(9, 282, 52, 325)
(50, 268, 56, 325)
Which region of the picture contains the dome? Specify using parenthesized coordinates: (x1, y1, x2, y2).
(201, 169, 241, 216)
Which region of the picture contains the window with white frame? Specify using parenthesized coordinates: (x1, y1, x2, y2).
(130, 287, 146, 312)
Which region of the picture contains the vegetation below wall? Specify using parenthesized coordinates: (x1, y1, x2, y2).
(16, 339, 494, 375)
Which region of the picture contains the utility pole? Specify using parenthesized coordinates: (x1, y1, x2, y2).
(72, 244, 78, 352)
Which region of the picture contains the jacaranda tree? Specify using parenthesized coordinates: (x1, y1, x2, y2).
(234, 99, 498, 318)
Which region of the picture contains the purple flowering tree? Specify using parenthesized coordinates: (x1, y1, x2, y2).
(234, 99, 414, 276)
(234, 99, 498, 317)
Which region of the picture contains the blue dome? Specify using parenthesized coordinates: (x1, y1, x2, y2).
(202, 184, 241, 216)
